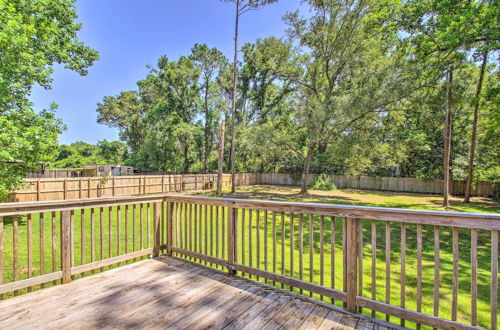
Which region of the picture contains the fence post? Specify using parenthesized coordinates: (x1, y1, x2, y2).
(63, 179, 67, 200)
(112, 177, 116, 197)
(166, 201, 174, 256)
(227, 205, 237, 275)
(162, 176, 165, 193)
(79, 178, 82, 199)
(153, 202, 161, 257)
(61, 210, 72, 284)
(37, 180, 41, 201)
(346, 217, 359, 313)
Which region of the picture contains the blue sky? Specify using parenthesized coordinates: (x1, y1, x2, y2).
(29, 0, 303, 145)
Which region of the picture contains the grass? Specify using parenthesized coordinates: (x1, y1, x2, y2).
(1, 185, 498, 329)
(191, 185, 499, 329)
(196, 184, 500, 213)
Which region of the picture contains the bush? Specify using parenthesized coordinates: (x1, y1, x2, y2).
(309, 174, 337, 191)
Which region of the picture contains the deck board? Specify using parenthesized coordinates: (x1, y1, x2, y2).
(0, 256, 391, 329)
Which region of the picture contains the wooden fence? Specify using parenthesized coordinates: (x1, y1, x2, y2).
(10, 173, 257, 202)
(10, 173, 499, 202)
(258, 173, 500, 197)
(0, 194, 498, 329)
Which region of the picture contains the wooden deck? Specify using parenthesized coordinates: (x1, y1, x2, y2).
(0, 256, 393, 329)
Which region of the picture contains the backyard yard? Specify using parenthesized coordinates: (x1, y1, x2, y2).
(1, 186, 498, 328)
(199, 184, 500, 214)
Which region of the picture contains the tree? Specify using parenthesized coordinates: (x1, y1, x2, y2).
(0, 0, 98, 200)
(191, 44, 227, 173)
(97, 91, 146, 153)
(284, 0, 410, 194)
(395, 0, 499, 206)
(0, 0, 99, 109)
(220, 0, 278, 193)
(0, 105, 64, 200)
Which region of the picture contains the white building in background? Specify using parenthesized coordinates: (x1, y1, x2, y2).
(83, 164, 134, 177)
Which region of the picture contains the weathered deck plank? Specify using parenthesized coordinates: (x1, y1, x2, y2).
(0, 256, 390, 329)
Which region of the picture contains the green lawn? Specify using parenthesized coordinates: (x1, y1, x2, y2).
(1, 186, 498, 329)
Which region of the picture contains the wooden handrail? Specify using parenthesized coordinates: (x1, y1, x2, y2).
(0, 194, 498, 330)
(2, 194, 499, 229)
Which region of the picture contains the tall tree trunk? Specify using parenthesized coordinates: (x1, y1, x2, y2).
(300, 143, 316, 194)
(183, 141, 190, 174)
(443, 68, 453, 207)
(464, 52, 488, 203)
(229, 0, 240, 193)
(204, 79, 210, 173)
(216, 120, 226, 195)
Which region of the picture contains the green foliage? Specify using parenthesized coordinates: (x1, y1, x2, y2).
(309, 174, 337, 191)
(0, 0, 99, 109)
(0, 105, 64, 200)
(0, 0, 98, 199)
(51, 140, 128, 168)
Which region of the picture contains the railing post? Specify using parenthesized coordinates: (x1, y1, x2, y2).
(61, 210, 72, 284)
(166, 201, 174, 256)
(346, 217, 359, 313)
(153, 202, 161, 257)
(227, 206, 237, 275)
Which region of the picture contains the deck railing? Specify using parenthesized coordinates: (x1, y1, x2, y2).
(0, 195, 498, 330)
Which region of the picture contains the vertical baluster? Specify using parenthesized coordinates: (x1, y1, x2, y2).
(299, 213, 304, 294)
(242, 209, 245, 267)
(273, 211, 277, 285)
(124, 205, 128, 254)
(172, 203, 177, 254)
(13, 215, 18, 295)
(433, 225, 440, 324)
(256, 209, 260, 280)
(233, 208, 238, 272)
(0, 216, 3, 299)
(320, 215, 324, 300)
(91, 209, 95, 265)
(70, 211, 74, 273)
(401, 223, 407, 326)
(249, 209, 253, 276)
(330, 216, 335, 304)
(133, 204, 137, 252)
(108, 207, 113, 260)
(100, 207, 104, 266)
(371, 220, 377, 318)
(204, 204, 208, 264)
(187, 203, 192, 260)
(147, 203, 151, 248)
(471, 228, 477, 326)
(342, 217, 347, 308)
(491, 230, 498, 330)
(281, 212, 285, 288)
(194, 204, 198, 254)
(290, 212, 294, 291)
(81, 209, 85, 267)
(27, 214, 32, 291)
(222, 207, 226, 260)
(385, 221, 391, 322)
(39, 213, 45, 288)
(117, 206, 121, 257)
(51, 212, 57, 283)
(309, 214, 314, 297)
(452, 227, 459, 321)
(161, 201, 165, 253)
(358, 218, 363, 310)
(216, 206, 219, 262)
(416, 224, 423, 330)
(140, 204, 144, 250)
(210, 205, 214, 261)
(264, 210, 268, 283)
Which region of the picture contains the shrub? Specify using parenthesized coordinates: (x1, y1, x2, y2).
(309, 174, 337, 191)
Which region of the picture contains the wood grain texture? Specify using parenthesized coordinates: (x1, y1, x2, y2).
(0, 256, 369, 330)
